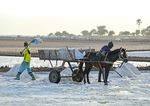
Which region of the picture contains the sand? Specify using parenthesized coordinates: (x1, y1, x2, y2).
(0, 38, 150, 56)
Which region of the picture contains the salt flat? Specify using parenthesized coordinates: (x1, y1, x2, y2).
(0, 70, 150, 106)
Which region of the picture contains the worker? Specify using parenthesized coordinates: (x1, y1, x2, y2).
(15, 41, 35, 80)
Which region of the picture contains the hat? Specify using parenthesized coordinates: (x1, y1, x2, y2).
(108, 41, 113, 48)
(24, 41, 28, 47)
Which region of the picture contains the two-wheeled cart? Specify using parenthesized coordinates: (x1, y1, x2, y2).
(38, 48, 95, 83)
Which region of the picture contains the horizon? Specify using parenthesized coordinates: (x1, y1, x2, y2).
(0, 0, 150, 36)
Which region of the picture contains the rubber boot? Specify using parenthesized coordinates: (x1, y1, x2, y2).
(15, 72, 21, 80)
(29, 72, 36, 80)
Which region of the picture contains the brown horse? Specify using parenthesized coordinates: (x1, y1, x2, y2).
(78, 47, 128, 85)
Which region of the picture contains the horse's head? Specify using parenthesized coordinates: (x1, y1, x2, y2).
(108, 47, 128, 63)
(119, 47, 128, 63)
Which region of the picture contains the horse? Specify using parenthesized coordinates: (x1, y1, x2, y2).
(78, 47, 128, 85)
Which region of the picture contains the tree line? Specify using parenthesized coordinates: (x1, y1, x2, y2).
(48, 25, 150, 37)
(46, 19, 150, 37)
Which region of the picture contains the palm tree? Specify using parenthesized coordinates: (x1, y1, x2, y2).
(136, 19, 142, 34)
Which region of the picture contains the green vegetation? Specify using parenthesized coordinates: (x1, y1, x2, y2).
(46, 19, 150, 38)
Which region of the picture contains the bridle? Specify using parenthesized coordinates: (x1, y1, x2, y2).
(119, 48, 127, 60)
(118, 48, 128, 67)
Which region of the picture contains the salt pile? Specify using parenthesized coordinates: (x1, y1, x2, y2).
(61, 67, 72, 76)
(115, 63, 141, 78)
(59, 48, 85, 60)
(4, 64, 37, 80)
(61, 64, 77, 76)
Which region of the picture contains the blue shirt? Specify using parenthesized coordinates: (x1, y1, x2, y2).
(100, 45, 111, 55)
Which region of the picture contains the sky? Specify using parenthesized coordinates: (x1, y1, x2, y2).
(0, 0, 150, 36)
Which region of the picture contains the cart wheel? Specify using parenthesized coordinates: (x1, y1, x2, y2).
(72, 69, 83, 82)
(49, 70, 61, 83)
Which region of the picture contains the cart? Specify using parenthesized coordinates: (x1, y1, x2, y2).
(38, 47, 95, 83)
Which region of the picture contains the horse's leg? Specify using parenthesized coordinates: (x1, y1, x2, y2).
(83, 63, 88, 84)
(98, 68, 102, 82)
(83, 69, 86, 84)
(87, 66, 92, 84)
(102, 68, 105, 82)
(97, 63, 103, 82)
(104, 66, 110, 85)
(83, 63, 92, 84)
(98, 69, 101, 82)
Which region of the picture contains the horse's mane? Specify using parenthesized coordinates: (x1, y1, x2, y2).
(108, 48, 121, 55)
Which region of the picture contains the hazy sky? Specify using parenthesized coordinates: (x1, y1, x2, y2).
(0, 0, 150, 35)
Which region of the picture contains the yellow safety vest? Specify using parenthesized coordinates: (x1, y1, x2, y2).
(23, 47, 31, 63)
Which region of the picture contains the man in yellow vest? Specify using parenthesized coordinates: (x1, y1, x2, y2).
(15, 41, 35, 80)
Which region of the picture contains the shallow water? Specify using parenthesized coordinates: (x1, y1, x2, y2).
(0, 56, 59, 67)
(1, 55, 150, 68)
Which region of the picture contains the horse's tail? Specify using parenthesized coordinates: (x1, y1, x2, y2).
(78, 52, 90, 72)
(78, 61, 84, 73)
